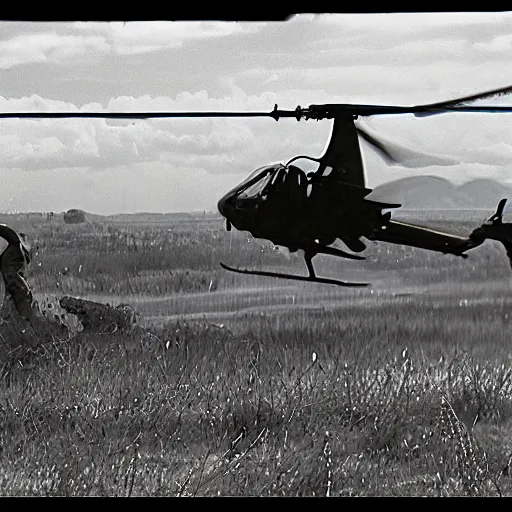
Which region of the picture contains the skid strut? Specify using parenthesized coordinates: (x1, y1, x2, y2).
(220, 262, 370, 288)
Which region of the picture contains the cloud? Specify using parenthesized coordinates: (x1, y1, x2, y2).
(312, 12, 512, 41)
(74, 21, 254, 55)
(0, 32, 110, 69)
(474, 33, 512, 52)
(2, 89, 512, 179)
(0, 92, 302, 173)
(2, 14, 512, 213)
(0, 21, 260, 70)
(3, 15, 512, 109)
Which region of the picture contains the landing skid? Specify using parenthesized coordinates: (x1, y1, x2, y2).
(220, 262, 370, 288)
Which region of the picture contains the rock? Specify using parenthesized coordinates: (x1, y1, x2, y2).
(0, 293, 153, 350)
(59, 296, 137, 334)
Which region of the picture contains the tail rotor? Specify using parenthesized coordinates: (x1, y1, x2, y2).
(469, 199, 512, 268)
(486, 198, 507, 226)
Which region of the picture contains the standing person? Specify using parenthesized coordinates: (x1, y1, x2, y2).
(0, 224, 34, 323)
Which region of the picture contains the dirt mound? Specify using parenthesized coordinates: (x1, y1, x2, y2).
(63, 209, 86, 224)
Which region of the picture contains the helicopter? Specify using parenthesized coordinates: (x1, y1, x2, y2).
(215, 86, 512, 286)
(3, 85, 512, 286)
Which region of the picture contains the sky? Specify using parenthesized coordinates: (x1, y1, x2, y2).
(1, 13, 512, 214)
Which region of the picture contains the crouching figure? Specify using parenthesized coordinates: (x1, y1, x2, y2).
(0, 224, 34, 322)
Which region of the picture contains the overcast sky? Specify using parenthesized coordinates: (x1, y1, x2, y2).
(1, 13, 512, 214)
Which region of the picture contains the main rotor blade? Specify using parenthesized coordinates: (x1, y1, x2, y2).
(3, 105, 512, 120)
(355, 125, 397, 163)
(0, 110, 289, 120)
(414, 105, 512, 117)
(308, 84, 512, 117)
(417, 83, 512, 111)
(355, 121, 458, 168)
(2, 84, 512, 120)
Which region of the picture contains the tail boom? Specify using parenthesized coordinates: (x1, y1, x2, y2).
(368, 219, 479, 257)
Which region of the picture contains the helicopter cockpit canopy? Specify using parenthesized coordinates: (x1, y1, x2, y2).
(217, 164, 279, 218)
(217, 162, 307, 222)
(236, 165, 287, 204)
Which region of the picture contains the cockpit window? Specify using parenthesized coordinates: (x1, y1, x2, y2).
(241, 166, 270, 185)
(236, 166, 279, 201)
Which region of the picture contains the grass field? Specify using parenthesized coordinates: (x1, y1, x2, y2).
(1, 209, 512, 496)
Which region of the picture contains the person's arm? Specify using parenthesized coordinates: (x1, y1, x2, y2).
(0, 224, 21, 245)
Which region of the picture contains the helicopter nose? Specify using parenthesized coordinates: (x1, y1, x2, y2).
(217, 193, 235, 232)
(217, 191, 232, 218)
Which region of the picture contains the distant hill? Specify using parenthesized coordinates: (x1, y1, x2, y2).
(367, 176, 512, 210)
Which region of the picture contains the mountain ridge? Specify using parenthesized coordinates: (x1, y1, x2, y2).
(367, 176, 512, 210)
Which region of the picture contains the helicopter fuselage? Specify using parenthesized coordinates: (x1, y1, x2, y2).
(217, 162, 398, 255)
(217, 160, 489, 264)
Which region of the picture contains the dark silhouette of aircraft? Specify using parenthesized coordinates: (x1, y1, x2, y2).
(216, 87, 512, 286)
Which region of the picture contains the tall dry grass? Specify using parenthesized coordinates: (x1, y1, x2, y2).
(0, 212, 509, 495)
(0, 322, 511, 496)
